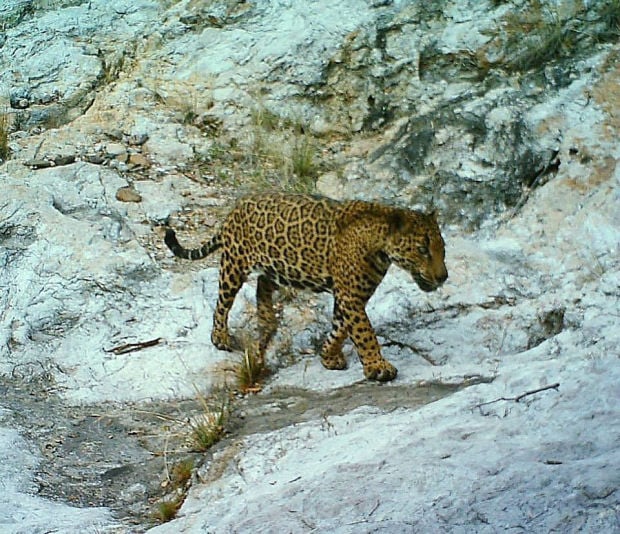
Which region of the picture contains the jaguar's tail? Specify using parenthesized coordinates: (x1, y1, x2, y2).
(164, 228, 223, 260)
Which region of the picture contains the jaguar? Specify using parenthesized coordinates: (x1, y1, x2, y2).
(165, 193, 447, 381)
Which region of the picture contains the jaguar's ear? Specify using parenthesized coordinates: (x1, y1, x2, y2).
(428, 209, 438, 222)
(388, 211, 405, 233)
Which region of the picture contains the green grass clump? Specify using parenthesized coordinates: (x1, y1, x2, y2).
(597, 0, 620, 41)
(291, 135, 318, 180)
(156, 495, 184, 522)
(503, 11, 576, 73)
(187, 395, 228, 452)
(170, 458, 194, 486)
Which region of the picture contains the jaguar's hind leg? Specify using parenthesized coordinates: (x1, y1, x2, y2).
(211, 252, 248, 351)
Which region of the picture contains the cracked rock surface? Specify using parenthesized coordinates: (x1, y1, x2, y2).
(0, 1, 619, 532)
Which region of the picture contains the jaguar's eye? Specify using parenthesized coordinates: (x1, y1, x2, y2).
(417, 246, 429, 256)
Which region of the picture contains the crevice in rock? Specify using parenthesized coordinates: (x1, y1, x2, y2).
(526, 308, 565, 350)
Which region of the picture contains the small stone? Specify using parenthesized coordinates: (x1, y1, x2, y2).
(316, 171, 345, 199)
(127, 133, 149, 146)
(128, 153, 149, 168)
(84, 155, 105, 164)
(10, 89, 30, 110)
(120, 483, 147, 503)
(195, 114, 222, 133)
(180, 14, 201, 26)
(115, 186, 142, 203)
(53, 155, 76, 166)
(106, 143, 126, 157)
(105, 129, 124, 141)
(24, 159, 52, 169)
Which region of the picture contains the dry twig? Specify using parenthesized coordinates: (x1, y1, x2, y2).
(475, 382, 560, 410)
(104, 337, 162, 355)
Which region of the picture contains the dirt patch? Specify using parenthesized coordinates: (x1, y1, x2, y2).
(0, 374, 492, 532)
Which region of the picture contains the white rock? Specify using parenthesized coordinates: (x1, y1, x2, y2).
(0, 162, 232, 404)
(0, 2, 618, 533)
(0, 427, 115, 532)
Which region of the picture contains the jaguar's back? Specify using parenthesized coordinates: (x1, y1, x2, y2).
(220, 193, 339, 291)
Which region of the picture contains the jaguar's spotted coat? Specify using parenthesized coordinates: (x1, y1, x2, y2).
(165, 193, 447, 381)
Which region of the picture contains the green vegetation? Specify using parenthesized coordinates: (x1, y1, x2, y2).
(187, 392, 228, 452)
(291, 135, 318, 182)
(597, 0, 620, 41)
(494, 1, 576, 73)
(170, 458, 194, 486)
(156, 495, 184, 522)
(196, 104, 320, 194)
(504, 12, 576, 73)
(244, 105, 319, 191)
(469, 1, 620, 78)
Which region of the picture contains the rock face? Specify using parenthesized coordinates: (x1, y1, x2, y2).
(1, 0, 160, 130)
(0, 0, 619, 532)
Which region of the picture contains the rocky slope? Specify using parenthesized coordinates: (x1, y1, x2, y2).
(1, 1, 618, 532)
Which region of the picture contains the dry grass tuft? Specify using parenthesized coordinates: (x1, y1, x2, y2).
(235, 342, 269, 394)
(156, 494, 185, 523)
(0, 110, 10, 162)
(291, 135, 318, 181)
(501, 7, 576, 73)
(187, 394, 228, 452)
(195, 103, 320, 194)
(170, 458, 194, 486)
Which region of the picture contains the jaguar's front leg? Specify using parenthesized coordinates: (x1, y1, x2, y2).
(337, 294, 397, 382)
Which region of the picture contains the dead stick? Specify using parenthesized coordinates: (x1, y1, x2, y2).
(104, 337, 162, 355)
(515, 383, 560, 402)
(476, 382, 560, 408)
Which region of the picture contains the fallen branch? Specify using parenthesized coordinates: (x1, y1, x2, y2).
(513, 383, 560, 402)
(476, 382, 560, 409)
(104, 337, 163, 355)
(24, 154, 76, 169)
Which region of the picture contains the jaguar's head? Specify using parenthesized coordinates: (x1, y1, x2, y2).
(386, 209, 448, 292)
